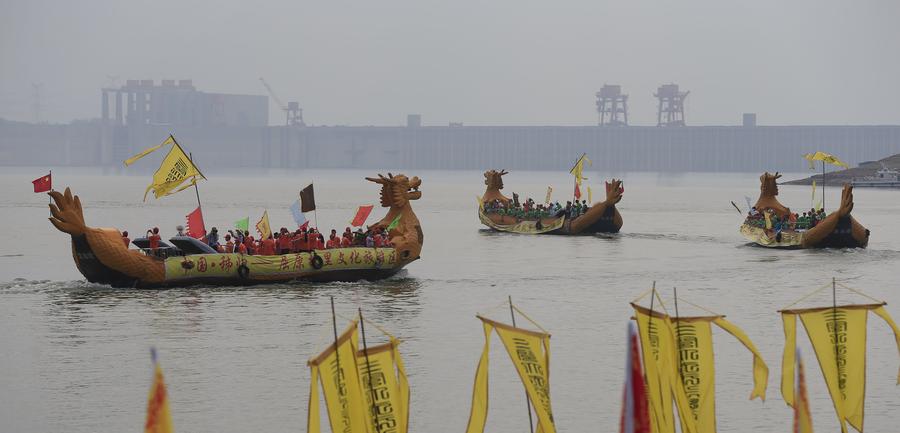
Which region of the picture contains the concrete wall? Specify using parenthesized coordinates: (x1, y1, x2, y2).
(2, 121, 899, 172)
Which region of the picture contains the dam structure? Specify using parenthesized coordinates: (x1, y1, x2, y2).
(2, 80, 899, 173)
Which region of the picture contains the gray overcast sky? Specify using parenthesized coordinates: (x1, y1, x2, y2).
(2, 0, 899, 126)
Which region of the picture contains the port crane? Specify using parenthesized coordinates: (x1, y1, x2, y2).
(259, 77, 304, 126)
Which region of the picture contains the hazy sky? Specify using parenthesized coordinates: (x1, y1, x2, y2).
(2, 0, 899, 126)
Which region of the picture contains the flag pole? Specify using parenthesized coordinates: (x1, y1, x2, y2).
(673, 286, 684, 382)
(831, 277, 839, 380)
(329, 296, 343, 397)
(822, 161, 826, 211)
(359, 308, 381, 433)
(189, 152, 202, 210)
(509, 295, 535, 433)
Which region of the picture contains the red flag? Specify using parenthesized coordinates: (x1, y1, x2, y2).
(619, 322, 650, 433)
(574, 183, 582, 199)
(185, 207, 206, 239)
(298, 220, 309, 231)
(32, 173, 52, 193)
(350, 205, 374, 227)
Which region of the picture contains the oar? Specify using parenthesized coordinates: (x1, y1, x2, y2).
(730, 201, 743, 215)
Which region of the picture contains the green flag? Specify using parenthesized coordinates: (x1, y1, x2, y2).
(386, 213, 402, 231)
(235, 217, 249, 232)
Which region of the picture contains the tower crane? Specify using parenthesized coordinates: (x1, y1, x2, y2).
(259, 77, 304, 126)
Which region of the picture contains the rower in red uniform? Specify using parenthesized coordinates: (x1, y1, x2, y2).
(236, 240, 247, 254)
(373, 230, 384, 247)
(261, 235, 276, 256)
(122, 231, 130, 248)
(341, 233, 352, 248)
(326, 230, 340, 249)
(148, 227, 161, 253)
(277, 229, 292, 254)
(314, 231, 325, 250)
(224, 234, 234, 253)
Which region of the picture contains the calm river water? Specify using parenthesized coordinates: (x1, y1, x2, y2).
(1, 169, 899, 433)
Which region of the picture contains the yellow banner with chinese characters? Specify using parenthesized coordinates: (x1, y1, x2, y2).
(465, 316, 556, 433)
(781, 304, 900, 433)
(632, 305, 696, 433)
(492, 318, 555, 433)
(669, 317, 769, 433)
(356, 338, 409, 433)
(308, 321, 370, 433)
(143, 141, 205, 201)
(164, 248, 398, 281)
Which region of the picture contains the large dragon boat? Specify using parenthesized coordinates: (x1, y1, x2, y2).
(740, 172, 869, 248)
(477, 169, 623, 235)
(48, 173, 423, 288)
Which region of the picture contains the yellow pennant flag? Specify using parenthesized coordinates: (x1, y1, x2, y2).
(587, 186, 592, 205)
(256, 210, 272, 239)
(476, 195, 484, 211)
(804, 151, 849, 169)
(142, 141, 205, 201)
(493, 319, 555, 433)
(764, 211, 773, 230)
(126, 136, 175, 166)
(545, 186, 553, 204)
(569, 154, 591, 185)
(811, 180, 817, 207)
(145, 349, 174, 433)
(356, 338, 410, 433)
(794, 349, 815, 433)
(308, 321, 371, 433)
(781, 304, 900, 433)
(466, 315, 556, 433)
(632, 304, 696, 433)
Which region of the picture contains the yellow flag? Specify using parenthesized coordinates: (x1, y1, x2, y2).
(464, 321, 492, 433)
(356, 338, 410, 433)
(126, 136, 175, 166)
(142, 141, 205, 201)
(256, 210, 272, 239)
(476, 195, 484, 211)
(811, 180, 817, 207)
(764, 211, 773, 230)
(804, 151, 849, 169)
(632, 305, 696, 433)
(145, 349, 174, 433)
(795, 349, 815, 433)
(587, 186, 592, 205)
(712, 317, 769, 401)
(308, 321, 370, 433)
(569, 154, 591, 184)
(492, 319, 556, 433)
(545, 186, 553, 204)
(466, 316, 556, 433)
(781, 304, 900, 433)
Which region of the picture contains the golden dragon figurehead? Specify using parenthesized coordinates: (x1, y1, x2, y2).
(482, 169, 511, 205)
(755, 172, 791, 218)
(366, 173, 423, 263)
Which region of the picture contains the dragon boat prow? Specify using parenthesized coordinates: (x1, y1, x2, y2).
(49, 174, 423, 288)
(740, 172, 869, 249)
(478, 169, 623, 235)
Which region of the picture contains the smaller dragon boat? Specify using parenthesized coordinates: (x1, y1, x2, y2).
(477, 169, 623, 235)
(740, 172, 869, 248)
(48, 173, 423, 288)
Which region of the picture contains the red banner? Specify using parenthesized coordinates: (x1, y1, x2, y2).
(186, 207, 206, 239)
(32, 173, 52, 193)
(350, 205, 374, 227)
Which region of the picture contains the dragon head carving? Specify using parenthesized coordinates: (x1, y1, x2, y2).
(366, 173, 421, 209)
(760, 172, 781, 197)
(483, 169, 508, 191)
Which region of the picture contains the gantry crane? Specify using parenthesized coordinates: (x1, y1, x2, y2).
(259, 77, 304, 126)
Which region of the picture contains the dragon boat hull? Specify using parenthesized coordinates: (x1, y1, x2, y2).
(740, 216, 867, 249)
(478, 207, 621, 235)
(71, 233, 407, 288)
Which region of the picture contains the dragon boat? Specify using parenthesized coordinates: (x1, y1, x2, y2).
(48, 173, 423, 288)
(477, 169, 623, 235)
(740, 172, 869, 248)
